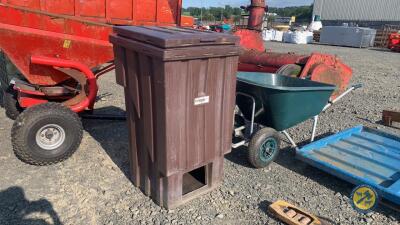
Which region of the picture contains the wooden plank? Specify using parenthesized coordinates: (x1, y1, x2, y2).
(382, 110, 400, 127)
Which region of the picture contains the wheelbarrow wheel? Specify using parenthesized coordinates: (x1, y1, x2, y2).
(3, 86, 23, 120)
(248, 128, 280, 168)
(11, 103, 83, 166)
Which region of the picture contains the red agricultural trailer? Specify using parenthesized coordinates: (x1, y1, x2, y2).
(0, 0, 185, 165)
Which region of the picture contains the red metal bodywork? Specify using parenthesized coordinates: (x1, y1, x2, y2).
(235, 29, 266, 52)
(234, 0, 266, 52)
(389, 32, 400, 52)
(30, 56, 98, 112)
(0, 0, 182, 25)
(0, 1, 185, 112)
(239, 50, 309, 72)
(247, 0, 267, 31)
(180, 15, 195, 27)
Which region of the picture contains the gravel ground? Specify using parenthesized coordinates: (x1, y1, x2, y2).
(0, 42, 400, 225)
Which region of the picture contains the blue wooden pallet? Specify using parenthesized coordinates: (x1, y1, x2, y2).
(297, 126, 400, 205)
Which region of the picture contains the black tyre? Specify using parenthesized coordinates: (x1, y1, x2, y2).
(0, 91, 3, 108)
(0, 51, 23, 117)
(276, 64, 302, 77)
(3, 87, 22, 120)
(248, 128, 280, 168)
(11, 103, 83, 166)
(0, 51, 8, 107)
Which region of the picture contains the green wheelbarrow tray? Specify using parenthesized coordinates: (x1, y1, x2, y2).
(236, 72, 336, 131)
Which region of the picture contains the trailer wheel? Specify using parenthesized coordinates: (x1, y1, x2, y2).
(11, 103, 82, 166)
(3, 87, 22, 120)
(0, 51, 23, 117)
(0, 51, 8, 107)
(248, 128, 280, 168)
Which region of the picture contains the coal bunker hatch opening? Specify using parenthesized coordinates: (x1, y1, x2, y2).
(182, 166, 206, 195)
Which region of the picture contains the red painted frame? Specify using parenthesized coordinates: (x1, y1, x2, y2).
(0, 0, 183, 26)
(30, 56, 98, 112)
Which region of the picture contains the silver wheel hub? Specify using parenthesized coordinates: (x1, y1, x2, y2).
(35, 124, 66, 150)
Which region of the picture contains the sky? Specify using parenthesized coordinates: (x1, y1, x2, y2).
(183, 0, 314, 8)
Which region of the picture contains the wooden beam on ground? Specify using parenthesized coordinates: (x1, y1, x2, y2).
(382, 110, 400, 127)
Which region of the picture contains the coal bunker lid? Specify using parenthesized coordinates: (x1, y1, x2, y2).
(113, 26, 239, 48)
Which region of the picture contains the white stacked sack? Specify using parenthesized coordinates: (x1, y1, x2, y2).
(262, 29, 273, 41)
(263, 29, 284, 42)
(308, 21, 323, 31)
(284, 31, 313, 44)
(283, 31, 293, 43)
(272, 30, 283, 42)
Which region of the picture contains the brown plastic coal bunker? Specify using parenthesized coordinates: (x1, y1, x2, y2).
(110, 26, 240, 209)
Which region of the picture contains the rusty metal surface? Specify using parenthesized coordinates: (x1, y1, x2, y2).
(54, 68, 87, 107)
(239, 49, 308, 71)
(39, 86, 74, 97)
(112, 27, 240, 208)
(247, 0, 267, 31)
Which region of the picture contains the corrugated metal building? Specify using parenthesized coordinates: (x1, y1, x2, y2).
(313, 0, 400, 27)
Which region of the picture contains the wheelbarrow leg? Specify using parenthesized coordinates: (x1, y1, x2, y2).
(236, 92, 256, 135)
(311, 115, 319, 142)
(282, 130, 298, 150)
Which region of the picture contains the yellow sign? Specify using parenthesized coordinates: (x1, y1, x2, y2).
(351, 186, 378, 212)
(63, 40, 72, 49)
(290, 16, 296, 23)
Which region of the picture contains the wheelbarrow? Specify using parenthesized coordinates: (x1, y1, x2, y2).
(232, 72, 361, 168)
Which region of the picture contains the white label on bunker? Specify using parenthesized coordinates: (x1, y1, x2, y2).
(194, 96, 210, 106)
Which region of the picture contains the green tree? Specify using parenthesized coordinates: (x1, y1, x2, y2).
(223, 5, 233, 19)
(182, 6, 244, 22)
(233, 7, 242, 16)
(182, 5, 312, 23)
(268, 5, 313, 23)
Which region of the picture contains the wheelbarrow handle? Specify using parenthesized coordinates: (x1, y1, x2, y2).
(323, 83, 362, 111)
(352, 83, 363, 90)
